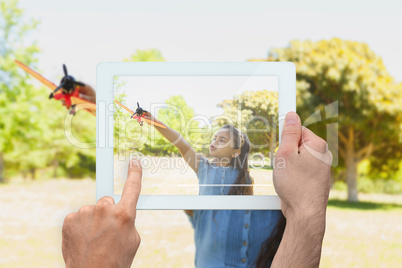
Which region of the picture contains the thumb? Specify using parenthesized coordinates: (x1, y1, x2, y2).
(278, 112, 302, 155)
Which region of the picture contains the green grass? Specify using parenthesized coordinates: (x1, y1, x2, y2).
(322, 192, 402, 268)
(1, 179, 401, 267)
(328, 198, 402, 211)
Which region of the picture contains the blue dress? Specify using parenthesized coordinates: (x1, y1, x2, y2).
(187, 156, 282, 268)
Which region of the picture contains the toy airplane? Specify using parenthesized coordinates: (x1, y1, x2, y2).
(114, 100, 166, 128)
(14, 60, 96, 116)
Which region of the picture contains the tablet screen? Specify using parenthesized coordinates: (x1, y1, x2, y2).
(113, 75, 279, 196)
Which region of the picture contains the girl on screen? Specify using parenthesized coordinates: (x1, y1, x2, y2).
(143, 110, 286, 267)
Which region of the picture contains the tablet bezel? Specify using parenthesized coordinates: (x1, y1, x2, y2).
(96, 62, 295, 209)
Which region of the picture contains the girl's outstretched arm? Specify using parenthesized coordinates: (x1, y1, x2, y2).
(144, 111, 202, 173)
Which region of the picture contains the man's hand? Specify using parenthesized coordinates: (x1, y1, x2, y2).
(271, 112, 332, 268)
(62, 159, 142, 268)
(273, 112, 332, 219)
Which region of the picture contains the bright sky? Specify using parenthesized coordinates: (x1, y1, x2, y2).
(19, 0, 402, 87)
(115, 76, 278, 118)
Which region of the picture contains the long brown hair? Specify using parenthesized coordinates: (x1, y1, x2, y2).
(255, 213, 286, 267)
(222, 124, 286, 267)
(221, 124, 254, 195)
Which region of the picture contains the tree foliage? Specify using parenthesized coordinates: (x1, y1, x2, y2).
(0, 0, 95, 181)
(116, 49, 204, 156)
(264, 38, 402, 201)
(114, 49, 166, 157)
(0, 0, 41, 181)
(217, 90, 279, 166)
(124, 49, 165, 62)
(114, 92, 205, 156)
(149, 95, 204, 155)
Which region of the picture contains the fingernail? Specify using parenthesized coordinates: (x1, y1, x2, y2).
(130, 159, 140, 168)
(285, 112, 298, 125)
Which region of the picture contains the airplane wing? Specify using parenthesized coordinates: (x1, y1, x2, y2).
(14, 60, 63, 99)
(115, 100, 166, 128)
(114, 100, 135, 114)
(139, 116, 167, 129)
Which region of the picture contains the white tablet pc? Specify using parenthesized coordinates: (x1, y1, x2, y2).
(96, 62, 295, 209)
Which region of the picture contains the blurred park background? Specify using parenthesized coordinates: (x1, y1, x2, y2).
(1, 0, 402, 267)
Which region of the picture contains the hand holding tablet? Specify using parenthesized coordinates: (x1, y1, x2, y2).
(273, 112, 332, 220)
(87, 62, 331, 267)
(96, 62, 297, 209)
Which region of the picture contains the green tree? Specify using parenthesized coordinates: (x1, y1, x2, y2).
(265, 38, 402, 201)
(6, 102, 96, 179)
(58, 107, 96, 178)
(0, 0, 41, 182)
(114, 93, 205, 157)
(148, 95, 203, 156)
(0, 0, 96, 181)
(114, 49, 166, 156)
(124, 49, 165, 62)
(217, 90, 279, 167)
(113, 77, 145, 155)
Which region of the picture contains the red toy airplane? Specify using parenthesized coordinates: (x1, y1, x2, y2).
(14, 60, 96, 116)
(114, 100, 166, 128)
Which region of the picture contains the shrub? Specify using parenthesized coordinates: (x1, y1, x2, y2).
(332, 181, 347, 191)
(357, 177, 375, 193)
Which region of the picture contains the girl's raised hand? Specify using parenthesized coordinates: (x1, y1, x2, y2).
(143, 111, 155, 121)
(78, 84, 96, 104)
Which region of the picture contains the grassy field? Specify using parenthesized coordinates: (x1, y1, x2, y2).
(0, 178, 401, 267)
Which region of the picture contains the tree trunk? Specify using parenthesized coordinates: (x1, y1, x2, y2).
(53, 160, 59, 178)
(0, 153, 4, 183)
(345, 142, 359, 202)
(30, 168, 36, 180)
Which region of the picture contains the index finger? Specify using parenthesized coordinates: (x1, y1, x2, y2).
(119, 159, 142, 216)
